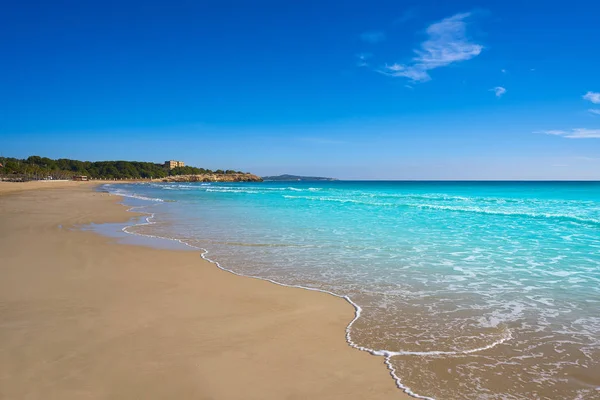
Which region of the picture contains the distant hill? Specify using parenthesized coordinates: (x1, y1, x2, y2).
(262, 174, 338, 181)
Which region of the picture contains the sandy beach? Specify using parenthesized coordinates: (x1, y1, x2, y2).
(0, 181, 405, 400)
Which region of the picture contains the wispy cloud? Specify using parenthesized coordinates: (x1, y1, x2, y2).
(394, 8, 418, 24)
(583, 91, 600, 104)
(298, 137, 348, 145)
(360, 31, 386, 44)
(490, 86, 506, 97)
(501, 68, 507, 74)
(356, 53, 372, 67)
(381, 63, 430, 82)
(378, 12, 483, 82)
(537, 128, 600, 139)
(589, 109, 600, 115)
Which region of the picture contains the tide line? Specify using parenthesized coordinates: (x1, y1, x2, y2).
(103, 186, 513, 400)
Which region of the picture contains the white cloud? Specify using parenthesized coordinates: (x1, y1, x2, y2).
(298, 137, 347, 145)
(576, 156, 600, 161)
(583, 91, 600, 104)
(589, 109, 600, 115)
(379, 12, 483, 82)
(491, 86, 506, 97)
(356, 53, 372, 67)
(537, 128, 600, 139)
(382, 63, 430, 81)
(501, 69, 507, 74)
(360, 31, 386, 44)
(394, 8, 418, 24)
(540, 130, 569, 136)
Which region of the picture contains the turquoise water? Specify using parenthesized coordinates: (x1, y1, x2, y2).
(103, 181, 600, 399)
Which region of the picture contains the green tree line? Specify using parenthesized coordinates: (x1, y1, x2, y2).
(0, 156, 246, 180)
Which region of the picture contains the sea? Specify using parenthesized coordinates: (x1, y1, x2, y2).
(99, 181, 600, 400)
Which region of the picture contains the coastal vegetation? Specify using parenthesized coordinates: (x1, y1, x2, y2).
(0, 156, 251, 181)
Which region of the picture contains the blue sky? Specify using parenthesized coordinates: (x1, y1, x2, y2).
(1, 0, 599, 179)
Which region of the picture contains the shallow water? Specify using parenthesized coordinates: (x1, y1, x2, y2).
(102, 181, 600, 399)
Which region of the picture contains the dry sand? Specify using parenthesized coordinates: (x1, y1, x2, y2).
(0, 182, 407, 399)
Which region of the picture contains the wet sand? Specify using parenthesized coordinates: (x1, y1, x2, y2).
(0, 182, 406, 399)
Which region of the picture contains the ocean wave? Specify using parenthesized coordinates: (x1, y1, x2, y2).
(105, 188, 165, 202)
(181, 185, 324, 193)
(205, 188, 260, 194)
(281, 195, 600, 227)
(364, 192, 513, 203)
(414, 204, 600, 227)
(282, 195, 373, 204)
(370, 327, 512, 357)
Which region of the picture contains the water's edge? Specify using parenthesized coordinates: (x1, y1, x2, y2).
(93, 184, 516, 400)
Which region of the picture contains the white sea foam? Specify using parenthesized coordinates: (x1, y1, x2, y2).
(206, 188, 260, 194)
(108, 188, 165, 202)
(413, 204, 600, 226)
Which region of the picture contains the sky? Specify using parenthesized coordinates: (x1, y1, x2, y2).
(1, 0, 600, 179)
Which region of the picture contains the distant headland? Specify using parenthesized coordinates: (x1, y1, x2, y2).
(0, 156, 261, 182)
(262, 174, 338, 182)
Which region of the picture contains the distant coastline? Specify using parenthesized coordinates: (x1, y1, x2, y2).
(157, 173, 262, 183)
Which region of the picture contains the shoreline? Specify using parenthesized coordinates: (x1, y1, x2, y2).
(106, 183, 435, 399)
(0, 182, 407, 399)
